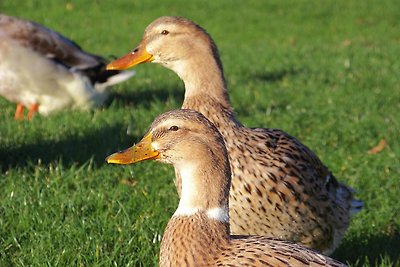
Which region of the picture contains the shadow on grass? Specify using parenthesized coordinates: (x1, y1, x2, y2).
(231, 68, 306, 117)
(333, 231, 400, 266)
(252, 68, 305, 83)
(106, 84, 184, 109)
(0, 84, 183, 172)
(0, 122, 134, 171)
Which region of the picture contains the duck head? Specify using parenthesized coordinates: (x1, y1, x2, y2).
(106, 109, 228, 168)
(106, 109, 231, 210)
(106, 16, 223, 80)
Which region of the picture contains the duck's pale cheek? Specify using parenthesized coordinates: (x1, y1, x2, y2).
(155, 56, 172, 68)
(157, 155, 172, 164)
(151, 55, 160, 64)
(151, 141, 159, 150)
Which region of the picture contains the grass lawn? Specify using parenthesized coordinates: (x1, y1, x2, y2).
(1, 0, 399, 266)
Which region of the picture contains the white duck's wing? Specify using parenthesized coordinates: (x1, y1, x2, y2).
(0, 13, 136, 85)
(0, 13, 103, 70)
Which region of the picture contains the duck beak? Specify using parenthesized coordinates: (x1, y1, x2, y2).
(106, 46, 154, 70)
(106, 133, 160, 164)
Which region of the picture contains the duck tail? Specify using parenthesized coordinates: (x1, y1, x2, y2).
(349, 198, 363, 215)
(336, 185, 364, 216)
(89, 68, 135, 92)
(97, 69, 136, 88)
(326, 173, 363, 216)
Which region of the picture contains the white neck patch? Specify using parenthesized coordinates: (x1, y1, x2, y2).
(173, 162, 229, 222)
(173, 206, 228, 223)
(206, 207, 229, 222)
(173, 206, 200, 217)
(173, 163, 201, 217)
(176, 163, 197, 209)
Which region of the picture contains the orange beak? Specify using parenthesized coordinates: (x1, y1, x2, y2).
(106, 46, 154, 70)
(106, 132, 159, 164)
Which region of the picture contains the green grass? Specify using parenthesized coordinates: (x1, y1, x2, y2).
(1, 0, 399, 266)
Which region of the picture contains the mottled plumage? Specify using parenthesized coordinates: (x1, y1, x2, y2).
(107, 16, 363, 254)
(0, 14, 135, 119)
(106, 109, 346, 266)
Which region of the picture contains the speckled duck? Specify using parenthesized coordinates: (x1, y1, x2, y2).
(107, 16, 362, 254)
(106, 109, 347, 266)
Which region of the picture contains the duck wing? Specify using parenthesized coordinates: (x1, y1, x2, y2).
(0, 13, 103, 70)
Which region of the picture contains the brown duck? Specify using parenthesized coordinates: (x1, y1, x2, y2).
(106, 109, 347, 266)
(107, 16, 363, 254)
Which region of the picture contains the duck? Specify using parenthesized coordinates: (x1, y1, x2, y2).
(106, 109, 347, 267)
(0, 14, 135, 119)
(106, 16, 363, 254)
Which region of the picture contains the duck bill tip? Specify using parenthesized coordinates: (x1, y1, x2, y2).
(106, 147, 136, 164)
(106, 49, 154, 70)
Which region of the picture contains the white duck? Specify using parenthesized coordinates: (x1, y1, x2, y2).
(0, 14, 135, 119)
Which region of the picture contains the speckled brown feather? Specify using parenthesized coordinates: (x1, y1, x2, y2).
(107, 16, 363, 254)
(183, 95, 354, 253)
(161, 212, 346, 267)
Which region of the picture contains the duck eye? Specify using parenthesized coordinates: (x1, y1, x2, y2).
(169, 125, 179, 131)
(161, 30, 169, 35)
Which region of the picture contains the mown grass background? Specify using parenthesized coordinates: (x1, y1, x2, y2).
(0, 0, 399, 266)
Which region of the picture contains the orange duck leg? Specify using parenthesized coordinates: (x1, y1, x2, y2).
(27, 103, 39, 120)
(14, 103, 25, 120)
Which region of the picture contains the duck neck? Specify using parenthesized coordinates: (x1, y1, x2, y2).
(162, 155, 231, 262)
(173, 49, 243, 130)
(171, 48, 231, 109)
(182, 93, 242, 130)
(172, 150, 231, 225)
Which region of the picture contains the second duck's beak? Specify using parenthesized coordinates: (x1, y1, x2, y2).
(107, 46, 154, 70)
(106, 133, 159, 164)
